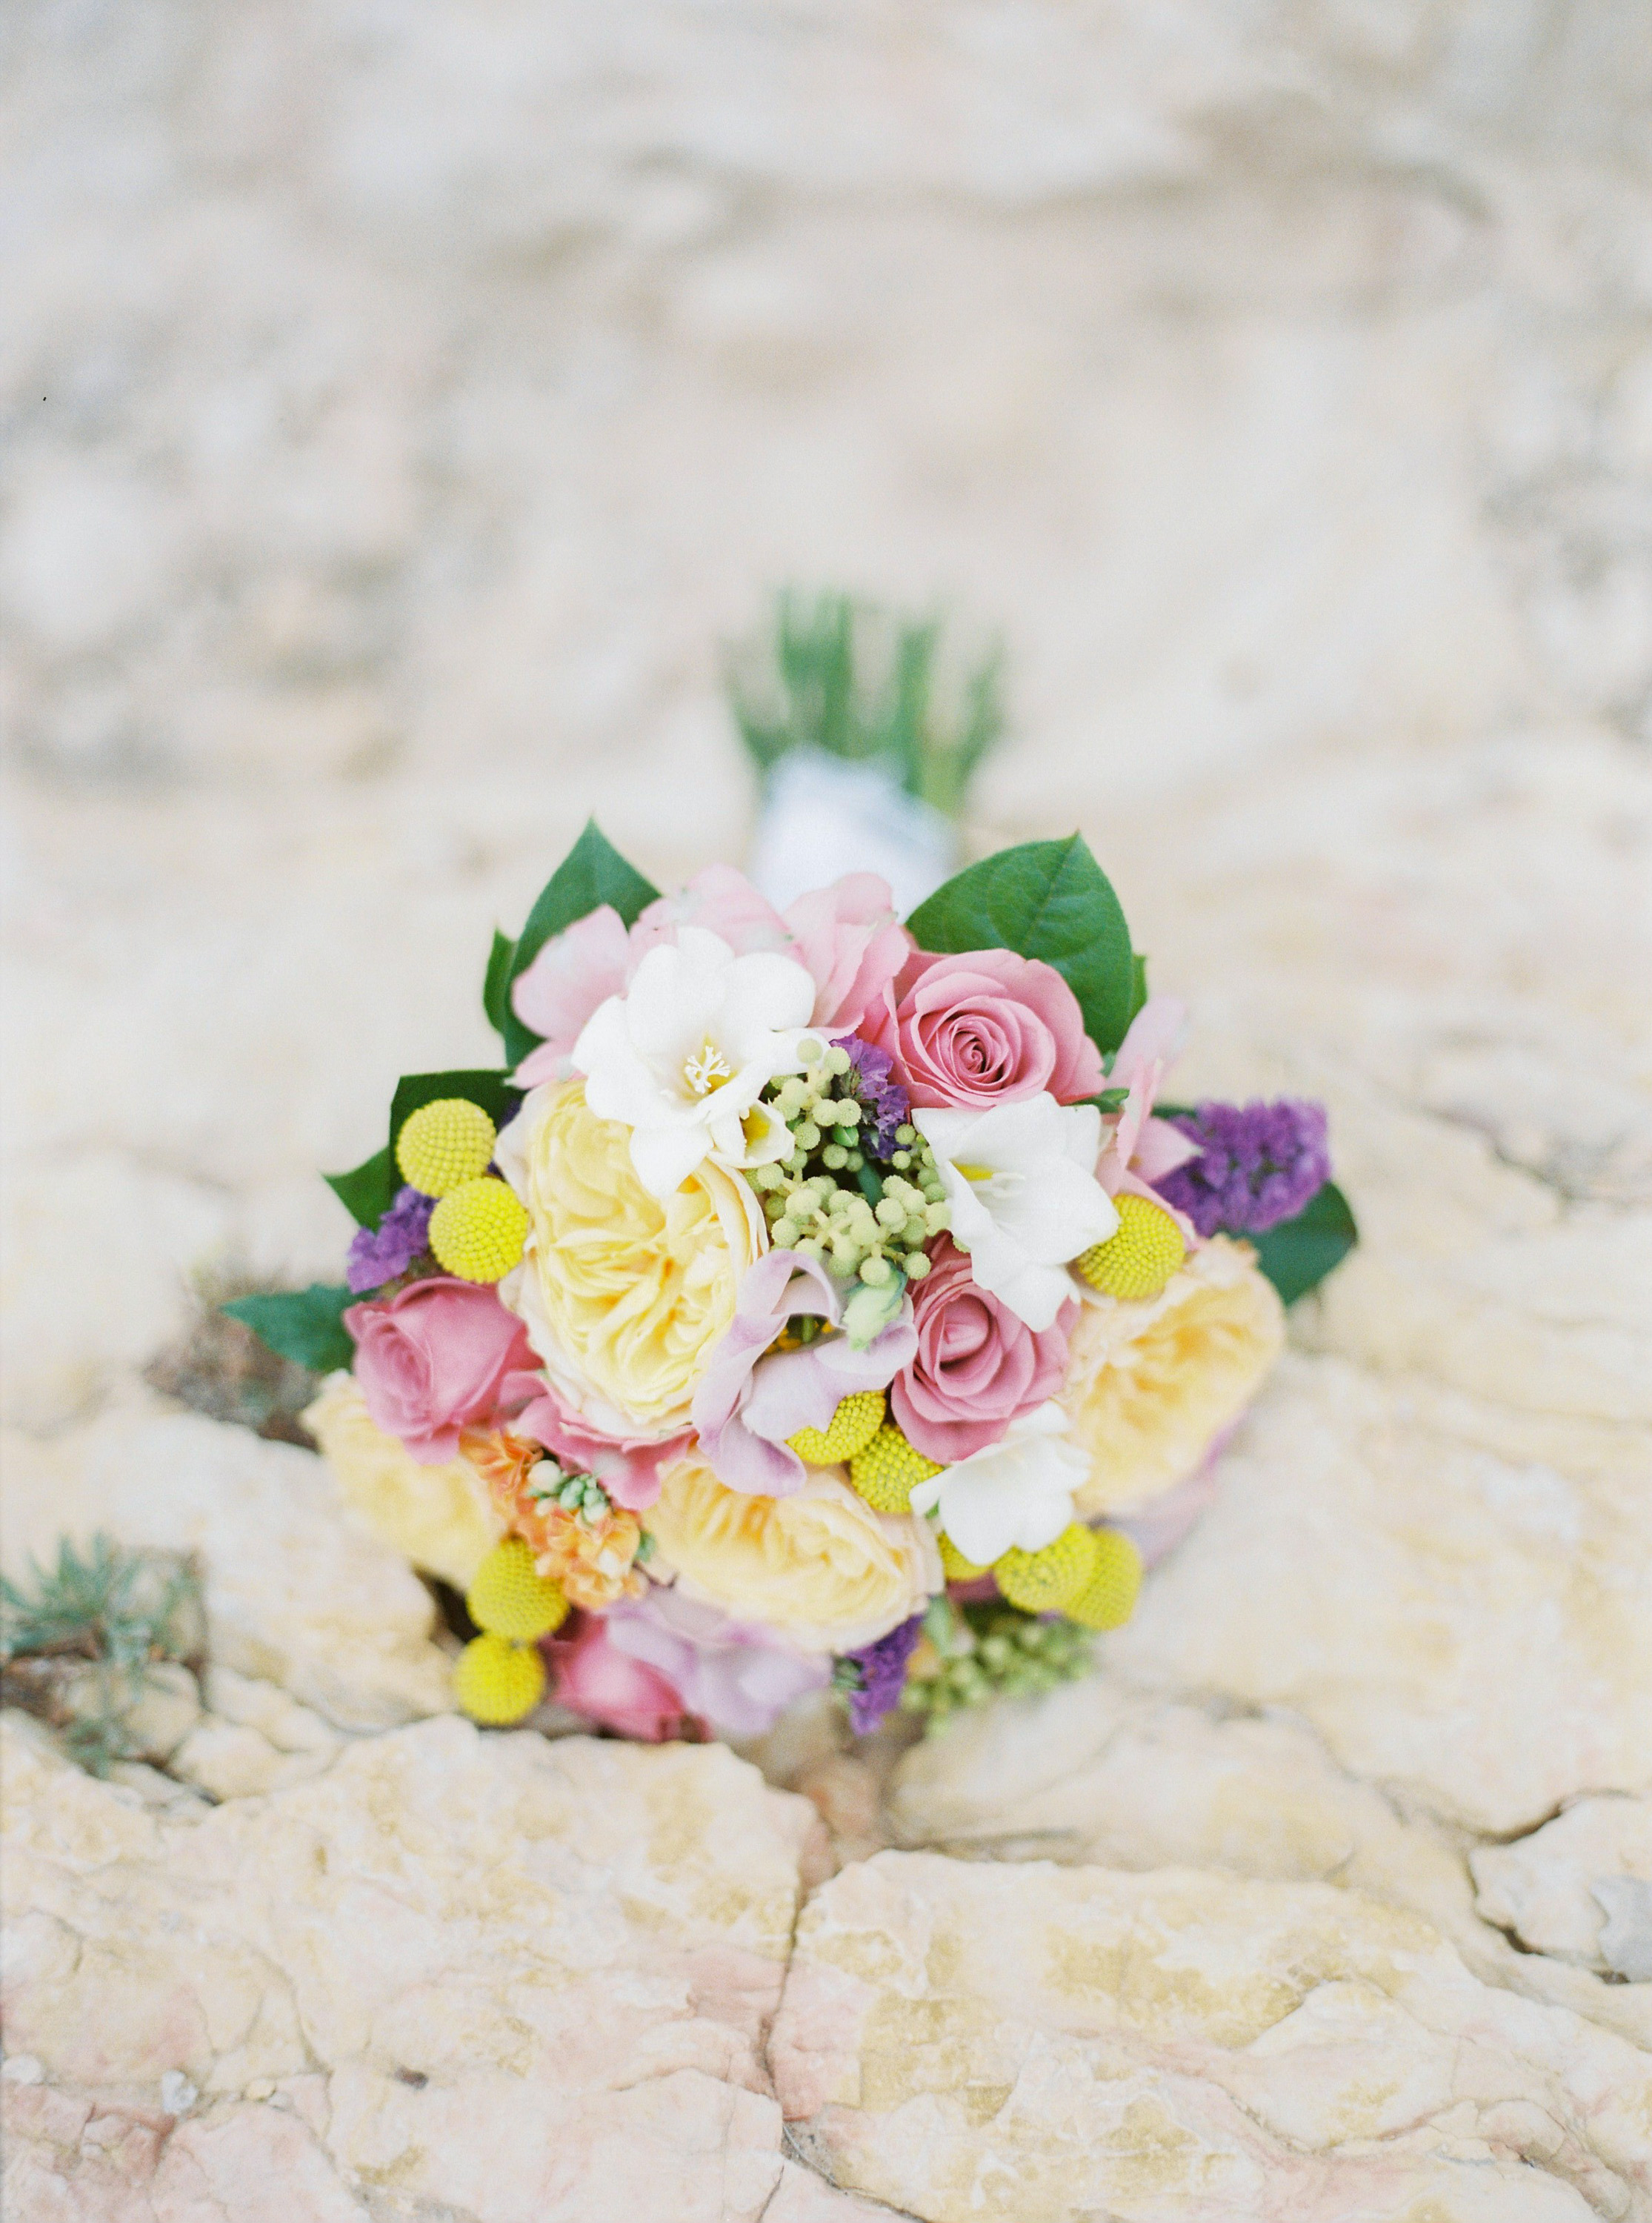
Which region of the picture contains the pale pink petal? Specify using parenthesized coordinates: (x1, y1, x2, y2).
(509, 906, 632, 1083)
(1111, 994, 1187, 1091)
(630, 864, 792, 963)
(784, 873, 913, 1033)
(1132, 1114, 1202, 1182)
(604, 1591, 829, 1737)
(692, 1251, 914, 1495)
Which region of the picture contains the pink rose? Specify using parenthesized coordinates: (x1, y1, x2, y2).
(511, 906, 633, 1087)
(782, 873, 912, 1034)
(344, 1277, 541, 1463)
(867, 948, 1104, 1110)
(549, 1614, 691, 1741)
(515, 1385, 687, 1513)
(890, 1237, 1076, 1462)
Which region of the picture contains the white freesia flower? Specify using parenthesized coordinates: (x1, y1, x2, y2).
(908, 1403, 1089, 1566)
(916, 1093, 1118, 1331)
(573, 926, 818, 1198)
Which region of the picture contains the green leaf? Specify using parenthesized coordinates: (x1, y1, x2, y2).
(324, 1146, 397, 1229)
(325, 1072, 519, 1232)
(501, 822, 659, 1070)
(222, 1285, 356, 1374)
(1128, 951, 1149, 1028)
(906, 835, 1136, 1053)
(482, 928, 516, 1043)
(1251, 1180, 1359, 1307)
(387, 1070, 519, 1155)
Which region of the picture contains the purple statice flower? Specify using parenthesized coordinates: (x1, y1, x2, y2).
(345, 1186, 436, 1294)
(834, 1034, 910, 1158)
(1153, 1099, 1331, 1239)
(842, 1613, 925, 1736)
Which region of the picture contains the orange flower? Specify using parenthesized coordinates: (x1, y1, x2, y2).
(459, 1427, 645, 1611)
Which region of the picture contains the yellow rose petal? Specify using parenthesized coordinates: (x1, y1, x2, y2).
(498, 1082, 765, 1436)
(304, 1375, 502, 1589)
(1061, 1235, 1285, 1515)
(646, 1451, 939, 1653)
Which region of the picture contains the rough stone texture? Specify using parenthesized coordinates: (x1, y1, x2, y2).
(1101, 1349, 1652, 1837)
(887, 1675, 1652, 2050)
(2, 2, 1651, 2216)
(1473, 1798, 1652, 1981)
(168, 1669, 345, 1803)
(1, 1399, 453, 1732)
(0, 1710, 875, 2223)
(772, 1850, 1652, 2223)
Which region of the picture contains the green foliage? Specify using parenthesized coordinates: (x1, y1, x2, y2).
(1, 1535, 203, 1778)
(325, 1071, 519, 1231)
(907, 834, 1137, 1053)
(324, 1145, 396, 1229)
(222, 1283, 356, 1374)
(727, 591, 1003, 821)
(387, 1069, 518, 1151)
(1251, 1180, 1359, 1306)
(482, 928, 516, 1038)
(491, 821, 660, 1069)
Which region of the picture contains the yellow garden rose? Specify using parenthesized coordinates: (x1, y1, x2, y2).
(1060, 1235, 1285, 1515)
(646, 1452, 941, 1652)
(304, 1373, 503, 1588)
(496, 1080, 766, 1438)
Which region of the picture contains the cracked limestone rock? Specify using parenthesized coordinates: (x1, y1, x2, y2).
(1, 1402, 453, 1732)
(168, 1668, 345, 1802)
(1473, 1797, 1652, 1982)
(0, 1710, 900, 2223)
(1098, 1350, 1652, 1839)
(887, 1673, 1652, 2049)
(770, 1849, 1652, 2223)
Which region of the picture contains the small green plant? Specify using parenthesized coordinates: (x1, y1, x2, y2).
(1, 1535, 204, 1776)
(726, 591, 1004, 822)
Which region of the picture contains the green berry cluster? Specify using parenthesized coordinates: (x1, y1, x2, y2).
(524, 1458, 610, 1526)
(902, 1603, 1094, 1727)
(747, 1042, 950, 1286)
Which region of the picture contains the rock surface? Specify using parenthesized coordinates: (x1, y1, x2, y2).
(0, 1711, 889, 2223)
(1473, 1798, 1652, 1982)
(1, 1400, 454, 1732)
(887, 1674, 1652, 2050)
(772, 1850, 1652, 2222)
(3, 1, 1651, 2217)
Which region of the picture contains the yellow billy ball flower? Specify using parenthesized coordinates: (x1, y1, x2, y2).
(464, 1537, 568, 1641)
(1076, 1194, 1186, 1302)
(1064, 1529, 1143, 1631)
(994, 1523, 1099, 1613)
(429, 1176, 529, 1283)
(937, 1532, 990, 1582)
(849, 1422, 944, 1515)
(453, 1632, 545, 1724)
(397, 1097, 498, 1198)
(788, 1390, 886, 1466)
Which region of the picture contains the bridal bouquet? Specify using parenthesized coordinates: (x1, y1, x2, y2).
(235, 823, 1354, 1741)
